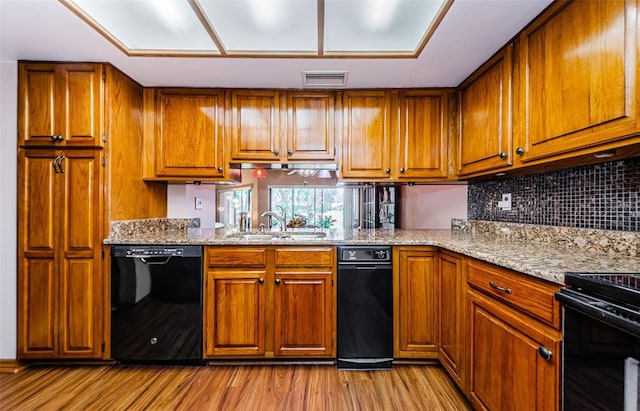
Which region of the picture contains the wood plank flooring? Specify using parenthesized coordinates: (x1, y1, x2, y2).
(0, 364, 471, 410)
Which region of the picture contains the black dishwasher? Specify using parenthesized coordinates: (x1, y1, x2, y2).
(337, 246, 393, 369)
(110, 245, 204, 364)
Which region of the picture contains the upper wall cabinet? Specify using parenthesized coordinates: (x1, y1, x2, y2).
(514, 0, 640, 163)
(229, 90, 282, 162)
(145, 88, 228, 180)
(18, 63, 104, 148)
(285, 91, 336, 162)
(340, 90, 393, 179)
(458, 46, 514, 176)
(397, 90, 450, 180)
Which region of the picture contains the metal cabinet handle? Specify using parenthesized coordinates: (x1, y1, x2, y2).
(287, 149, 292, 156)
(516, 147, 525, 155)
(488, 281, 512, 294)
(58, 156, 65, 173)
(275, 278, 281, 285)
(258, 278, 264, 284)
(52, 156, 59, 173)
(538, 346, 552, 361)
(400, 167, 405, 173)
(217, 167, 223, 172)
(499, 152, 507, 159)
(50, 135, 64, 141)
(273, 149, 279, 156)
(385, 168, 391, 173)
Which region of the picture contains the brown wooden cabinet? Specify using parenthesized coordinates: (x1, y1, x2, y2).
(228, 90, 282, 162)
(514, 0, 640, 163)
(396, 90, 450, 180)
(437, 250, 466, 388)
(340, 90, 393, 179)
(144, 88, 230, 180)
(18, 63, 104, 148)
(204, 246, 335, 359)
(466, 259, 562, 411)
(284, 91, 337, 162)
(393, 246, 439, 359)
(17, 149, 103, 359)
(458, 45, 514, 176)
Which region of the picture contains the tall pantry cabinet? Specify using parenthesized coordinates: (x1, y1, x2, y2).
(17, 62, 166, 359)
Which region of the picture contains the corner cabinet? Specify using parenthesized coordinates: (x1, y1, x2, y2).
(17, 149, 103, 359)
(18, 63, 104, 148)
(143, 88, 232, 181)
(458, 45, 514, 176)
(514, 0, 640, 163)
(466, 259, 562, 411)
(204, 246, 335, 359)
(393, 246, 439, 359)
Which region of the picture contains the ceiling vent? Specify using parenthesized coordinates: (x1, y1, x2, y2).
(302, 71, 349, 88)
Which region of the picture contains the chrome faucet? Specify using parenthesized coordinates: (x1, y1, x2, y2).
(260, 207, 287, 231)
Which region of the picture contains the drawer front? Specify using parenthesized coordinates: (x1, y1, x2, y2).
(467, 259, 561, 329)
(206, 247, 267, 268)
(275, 247, 334, 268)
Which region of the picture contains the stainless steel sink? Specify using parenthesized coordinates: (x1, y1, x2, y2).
(225, 231, 327, 240)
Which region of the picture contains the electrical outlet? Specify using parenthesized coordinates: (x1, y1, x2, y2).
(498, 193, 512, 211)
(194, 197, 203, 210)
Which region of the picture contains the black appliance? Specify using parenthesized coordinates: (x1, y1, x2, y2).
(111, 245, 204, 364)
(337, 246, 393, 369)
(555, 272, 640, 411)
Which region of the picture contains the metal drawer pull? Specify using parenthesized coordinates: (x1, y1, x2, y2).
(489, 281, 512, 294)
(538, 346, 552, 361)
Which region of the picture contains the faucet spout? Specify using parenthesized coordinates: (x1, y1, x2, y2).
(260, 210, 287, 231)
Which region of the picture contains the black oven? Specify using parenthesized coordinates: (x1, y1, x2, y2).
(556, 273, 640, 411)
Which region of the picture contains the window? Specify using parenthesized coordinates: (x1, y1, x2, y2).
(269, 186, 354, 229)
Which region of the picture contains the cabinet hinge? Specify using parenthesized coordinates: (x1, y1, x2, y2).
(102, 133, 107, 143)
(102, 72, 106, 81)
(101, 157, 106, 167)
(101, 341, 106, 353)
(101, 249, 105, 259)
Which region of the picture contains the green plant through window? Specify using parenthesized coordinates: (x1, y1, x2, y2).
(269, 186, 345, 229)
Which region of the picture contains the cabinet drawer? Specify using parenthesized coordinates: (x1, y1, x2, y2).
(275, 247, 334, 268)
(467, 259, 561, 329)
(206, 247, 267, 268)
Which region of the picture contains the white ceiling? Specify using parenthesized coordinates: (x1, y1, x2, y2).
(0, 0, 554, 89)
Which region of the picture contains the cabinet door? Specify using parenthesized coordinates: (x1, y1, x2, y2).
(229, 90, 281, 161)
(58, 151, 103, 358)
(204, 271, 266, 357)
(285, 91, 336, 161)
(438, 251, 465, 387)
(397, 90, 449, 179)
(273, 272, 334, 357)
(18, 63, 103, 148)
(468, 290, 561, 411)
(458, 46, 513, 176)
(17, 151, 58, 358)
(341, 91, 392, 179)
(155, 89, 226, 178)
(394, 247, 439, 358)
(516, 0, 640, 162)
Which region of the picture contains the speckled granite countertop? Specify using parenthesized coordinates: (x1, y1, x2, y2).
(105, 222, 640, 285)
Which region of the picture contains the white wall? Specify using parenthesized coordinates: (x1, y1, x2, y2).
(166, 184, 219, 228)
(399, 185, 468, 229)
(0, 60, 18, 360)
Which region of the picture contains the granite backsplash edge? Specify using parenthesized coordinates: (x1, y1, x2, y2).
(469, 220, 639, 258)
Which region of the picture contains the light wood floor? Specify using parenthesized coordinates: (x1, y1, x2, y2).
(0, 364, 471, 411)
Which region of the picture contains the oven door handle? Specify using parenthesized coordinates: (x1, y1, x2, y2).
(556, 289, 640, 339)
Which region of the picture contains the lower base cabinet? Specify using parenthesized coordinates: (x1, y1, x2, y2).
(394, 246, 439, 359)
(204, 246, 335, 359)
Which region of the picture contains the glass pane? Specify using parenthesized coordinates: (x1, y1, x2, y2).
(199, 0, 317, 52)
(324, 0, 445, 52)
(73, 0, 219, 51)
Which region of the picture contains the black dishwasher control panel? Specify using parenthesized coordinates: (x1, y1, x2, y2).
(337, 246, 391, 263)
(111, 245, 202, 258)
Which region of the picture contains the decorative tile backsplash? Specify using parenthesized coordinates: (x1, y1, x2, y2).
(468, 157, 640, 232)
